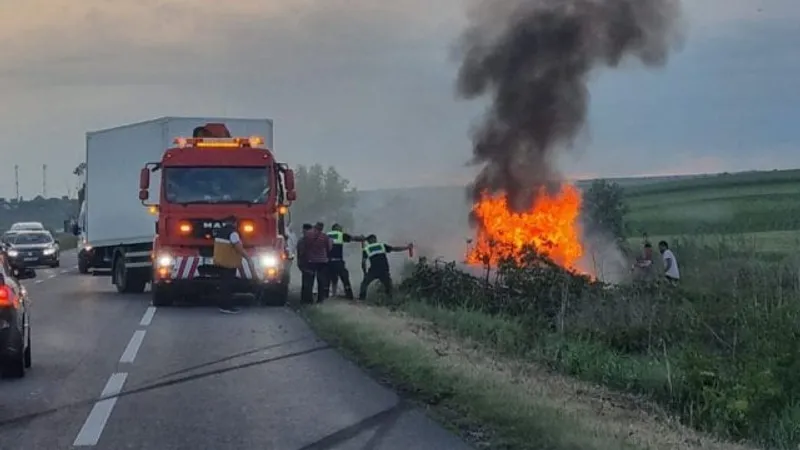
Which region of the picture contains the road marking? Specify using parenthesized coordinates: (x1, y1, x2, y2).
(73, 264, 79, 269)
(73, 372, 128, 446)
(139, 307, 156, 326)
(61, 269, 69, 273)
(48, 274, 56, 279)
(34, 280, 44, 284)
(119, 330, 146, 363)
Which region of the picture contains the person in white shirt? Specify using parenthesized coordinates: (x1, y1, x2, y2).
(658, 240, 680, 283)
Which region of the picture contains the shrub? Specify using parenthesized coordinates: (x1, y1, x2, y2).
(397, 240, 800, 448)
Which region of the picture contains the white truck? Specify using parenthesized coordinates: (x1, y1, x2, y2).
(72, 117, 274, 293)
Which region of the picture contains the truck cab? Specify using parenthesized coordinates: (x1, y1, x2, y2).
(137, 123, 297, 306)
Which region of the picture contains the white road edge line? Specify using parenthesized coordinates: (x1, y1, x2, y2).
(73, 372, 128, 447)
(119, 330, 146, 363)
(139, 307, 157, 326)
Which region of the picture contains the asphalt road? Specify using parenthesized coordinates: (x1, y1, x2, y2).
(0, 250, 471, 450)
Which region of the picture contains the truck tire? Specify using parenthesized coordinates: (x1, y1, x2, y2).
(151, 285, 174, 307)
(114, 255, 147, 294)
(78, 256, 89, 274)
(258, 282, 289, 306)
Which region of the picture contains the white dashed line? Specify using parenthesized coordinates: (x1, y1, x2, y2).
(119, 330, 146, 363)
(48, 274, 56, 279)
(60, 269, 69, 274)
(139, 307, 157, 326)
(73, 372, 128, 446)
(34, 280, 44, 284)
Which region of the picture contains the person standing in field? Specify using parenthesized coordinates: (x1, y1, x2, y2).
(658, 240, 680, 284)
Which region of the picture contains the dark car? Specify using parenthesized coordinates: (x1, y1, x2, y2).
(0, 254, 35, 378)
(5, 231, 60, 269)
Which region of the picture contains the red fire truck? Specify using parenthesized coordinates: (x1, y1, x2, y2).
(138, 123, 296, 306)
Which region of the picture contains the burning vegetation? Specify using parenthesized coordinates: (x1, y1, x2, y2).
(466, 184, 584, 271)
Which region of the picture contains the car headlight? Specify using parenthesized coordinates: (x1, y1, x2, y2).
(259, 253, 279, 268)
(156, 255, 174, 267)
(43, 248, 56, 255)
(7, 250, 18, 257)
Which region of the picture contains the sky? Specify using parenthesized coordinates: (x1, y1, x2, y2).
(1, 0, 798, 198)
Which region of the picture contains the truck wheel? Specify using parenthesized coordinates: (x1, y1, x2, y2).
(78, 257, 89, 274)
(114, 256, 147, 294)
(259, 282, 289, 306)
(152, 285, 174, 307)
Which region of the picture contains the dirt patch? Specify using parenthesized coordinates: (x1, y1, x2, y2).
(315, 300, 758, 450)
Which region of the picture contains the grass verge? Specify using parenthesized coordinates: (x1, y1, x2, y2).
(305, 300, 756, 450)
(55, 233, 78, 250)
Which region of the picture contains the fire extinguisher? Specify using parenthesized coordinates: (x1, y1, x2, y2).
(408, 242, 414, 258)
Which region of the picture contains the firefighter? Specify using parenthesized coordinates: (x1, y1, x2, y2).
(326, 224, 365, 299)
(358, 234, 411, 301)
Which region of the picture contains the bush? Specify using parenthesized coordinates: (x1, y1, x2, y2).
(396, 242, 800, 448)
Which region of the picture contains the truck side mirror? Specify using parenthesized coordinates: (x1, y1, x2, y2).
(284, 169, 295, 192)
(139, 189, 149, 201)
(139, 167, 150, 190)
(286, 191, 297, 201)
(72, 223, 80, 236)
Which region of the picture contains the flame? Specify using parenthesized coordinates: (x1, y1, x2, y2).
(466, 184, 584, 271)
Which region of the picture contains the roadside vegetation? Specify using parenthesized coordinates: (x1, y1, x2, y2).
(306, 168, 800, 449)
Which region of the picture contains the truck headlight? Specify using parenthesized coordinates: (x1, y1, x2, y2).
(43, 247, 56, 255)
(259, 253, 279, 268)
(7, 250, 18, 257)
(157, 255, 174, 267)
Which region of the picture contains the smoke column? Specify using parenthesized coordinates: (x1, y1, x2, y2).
(456, 0, 683, 212)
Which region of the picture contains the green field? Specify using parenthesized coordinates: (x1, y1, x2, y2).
(623, 169, 800, 240)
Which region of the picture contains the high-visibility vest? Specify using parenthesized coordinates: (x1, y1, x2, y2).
(363, 243, 387, 260)
(327, 231, 344, 245)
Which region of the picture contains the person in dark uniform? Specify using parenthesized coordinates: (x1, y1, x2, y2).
(213, 216, 256, 314)
(326, 223, 365, 299)
(358, 234, 411, 301)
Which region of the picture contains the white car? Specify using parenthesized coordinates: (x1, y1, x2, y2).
(9, 222, 45, 232)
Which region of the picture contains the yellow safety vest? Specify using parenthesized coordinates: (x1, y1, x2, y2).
(363, 243, 387, 259)
(327, 231, 344, 244)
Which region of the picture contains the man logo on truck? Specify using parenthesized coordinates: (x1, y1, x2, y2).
(202, 222, 225, 229)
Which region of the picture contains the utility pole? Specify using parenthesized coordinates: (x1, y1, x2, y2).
(14, 165, 19, 201)
(42, 164, 47, 198)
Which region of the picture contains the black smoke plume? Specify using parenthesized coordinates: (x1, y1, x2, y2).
(457, 0, 683, 212)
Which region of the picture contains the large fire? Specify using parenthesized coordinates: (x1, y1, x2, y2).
(466, 184, 584, 271)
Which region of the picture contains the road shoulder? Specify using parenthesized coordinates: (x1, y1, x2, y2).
(304, 300, 757, 450)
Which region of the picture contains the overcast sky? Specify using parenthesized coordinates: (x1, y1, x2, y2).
(1, 0, 798, 198)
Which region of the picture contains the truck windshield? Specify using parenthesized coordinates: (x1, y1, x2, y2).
(164, 167, 270, 204)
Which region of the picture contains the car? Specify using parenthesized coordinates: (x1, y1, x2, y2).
(0, 254, 35, 378)
(9, 222, 45, 232)
(4, 231, 60, 269)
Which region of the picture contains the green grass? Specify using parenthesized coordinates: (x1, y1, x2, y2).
(305, 301, 702, 450)
(626, 230, 800, 256)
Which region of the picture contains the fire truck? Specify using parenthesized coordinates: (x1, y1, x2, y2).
(136, 122, 296, 306)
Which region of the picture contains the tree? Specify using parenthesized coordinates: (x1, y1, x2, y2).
(291, 164, 357, 230)
(582, 179, 628, 241)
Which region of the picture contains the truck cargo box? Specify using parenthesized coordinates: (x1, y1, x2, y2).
(85, 117, 274, 247)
